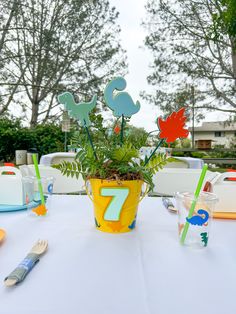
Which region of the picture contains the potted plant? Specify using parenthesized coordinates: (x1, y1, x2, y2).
(55, 77, 189, 233)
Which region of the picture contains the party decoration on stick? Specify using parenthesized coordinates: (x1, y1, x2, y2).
(104, 77, 140, 144)
(144, 108, 189, 166)
(158, 108, 189, 143)
(104, 77, 140, 118)
(58, 92, 97, 127)
(58, 92, 98, 160)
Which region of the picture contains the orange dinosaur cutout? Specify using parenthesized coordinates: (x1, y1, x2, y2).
(107, 221, 125, 232)
(32, 204, 47, 216)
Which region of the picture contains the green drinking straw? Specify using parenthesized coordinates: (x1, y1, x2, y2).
(32, 153, 45, 206)
(180, 164, 208, 245)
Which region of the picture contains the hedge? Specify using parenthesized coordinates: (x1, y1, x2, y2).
(0, 117, 67, 162)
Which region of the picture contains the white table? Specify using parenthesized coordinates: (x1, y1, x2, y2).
(0, 195, 235, 314)
(175, 156, 204, 169)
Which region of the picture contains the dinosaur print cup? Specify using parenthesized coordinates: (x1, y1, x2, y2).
(175, 191, 218, 248)
(23, 176, 54, 217)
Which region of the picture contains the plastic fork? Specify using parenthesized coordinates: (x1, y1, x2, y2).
(30, 240, 48, 255)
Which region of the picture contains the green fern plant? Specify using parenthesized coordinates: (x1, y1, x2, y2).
(54, 135, 169, 191)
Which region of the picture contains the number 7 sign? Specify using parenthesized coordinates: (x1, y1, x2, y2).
(101, 187, 129, 221)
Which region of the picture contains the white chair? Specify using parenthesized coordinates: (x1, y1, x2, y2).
(39, 152, 76, 166)
(150, 168, 220, 196)
(19, 165, 85, 194)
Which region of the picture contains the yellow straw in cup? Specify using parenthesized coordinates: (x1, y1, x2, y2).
(32, 154, 47, 215)
(180, 164, 208, 245)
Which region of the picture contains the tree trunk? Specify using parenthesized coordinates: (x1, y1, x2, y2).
(231, 37, 236, 85)
(30, 102, 39, 128)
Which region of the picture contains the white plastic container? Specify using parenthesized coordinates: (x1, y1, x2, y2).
(152, 168, 219, 196)
(210, 172, 236, 213)
(0, 166, 25, 205)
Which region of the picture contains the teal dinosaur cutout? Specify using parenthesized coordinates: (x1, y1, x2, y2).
(58, 92, 97, 127)
(104, 77, 140, 118)
(200, 232, 208, 246)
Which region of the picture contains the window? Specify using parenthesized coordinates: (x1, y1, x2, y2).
(215, 131, 225, 137)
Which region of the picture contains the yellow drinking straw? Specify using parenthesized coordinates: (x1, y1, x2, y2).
(180, 164, 208, 245)
(32, 154, 45, 207)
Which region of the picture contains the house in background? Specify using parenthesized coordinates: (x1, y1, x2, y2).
(189, 121, 236, 149)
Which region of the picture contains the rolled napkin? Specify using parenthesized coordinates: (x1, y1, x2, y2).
(4, 253, 40, 285)
(4, 240, 48, 287)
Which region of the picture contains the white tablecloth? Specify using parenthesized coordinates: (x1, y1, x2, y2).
(0, 195, 235, 314)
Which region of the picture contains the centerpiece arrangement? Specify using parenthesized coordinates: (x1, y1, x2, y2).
(55, 77, 189, 233)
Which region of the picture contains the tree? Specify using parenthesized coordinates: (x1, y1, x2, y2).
(0, 0, 18, 54)
(0, 0, 126, 127)
(214, 0, 236, 38)
(0, 0, 23, 116)
(142, 0, 236, 116)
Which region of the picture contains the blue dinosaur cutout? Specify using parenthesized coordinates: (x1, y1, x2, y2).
(58, 92, 97, 127)
(186, 209, 209, 226)
(104, 77, 141, 118)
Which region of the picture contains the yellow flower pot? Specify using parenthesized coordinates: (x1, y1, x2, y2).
(87, 179, 145, 233)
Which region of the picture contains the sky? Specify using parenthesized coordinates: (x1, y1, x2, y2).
(109, 0, 159, 132)
(109, 0, 230, 132)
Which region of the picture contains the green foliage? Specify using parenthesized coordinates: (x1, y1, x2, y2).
(213, 0, 236, 38)
(172, 148, 236, 159)
(190, 151, 209, 159)
(175, 138, 191, 149)
(124, 125, 149, 148)
(32, 124, 65, 157)
(0, 117, 31, 161)
(109, 143, 139, 163)
(171, 151, 185, 157)
(0, 116, 65, 161)
(54, 131, 168, 191)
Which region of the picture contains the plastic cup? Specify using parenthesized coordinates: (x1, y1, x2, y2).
(175, 191, 218, 248)
(22, 176, 54, 217)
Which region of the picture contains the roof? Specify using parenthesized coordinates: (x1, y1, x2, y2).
(189, 121, 236, 132)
